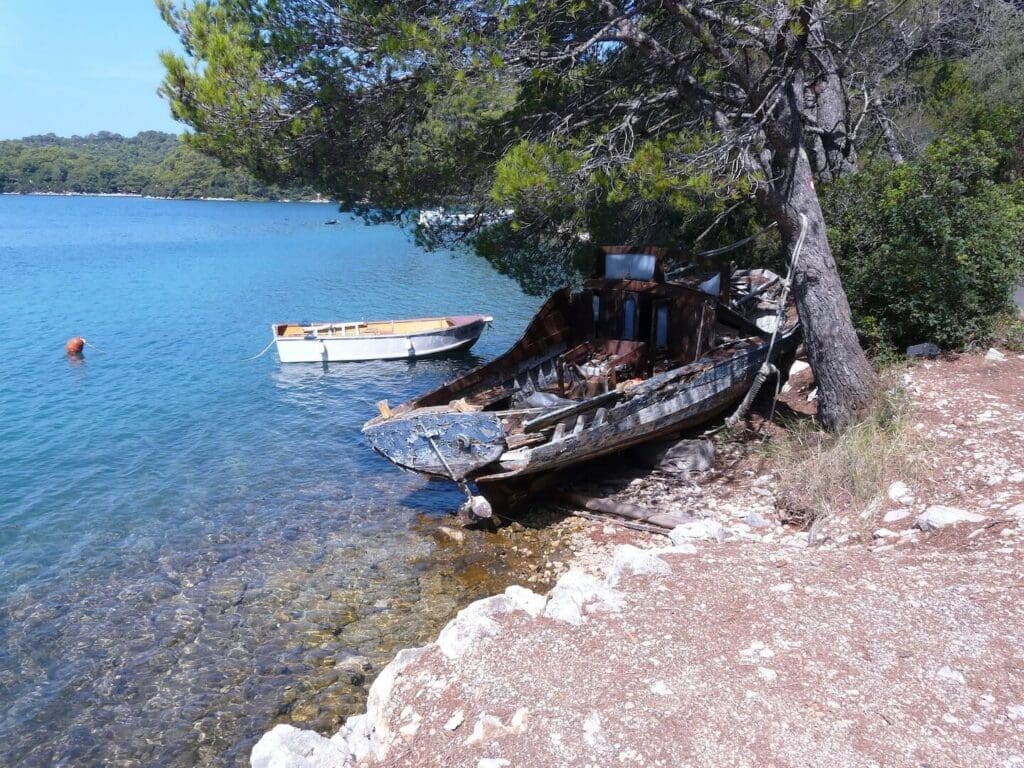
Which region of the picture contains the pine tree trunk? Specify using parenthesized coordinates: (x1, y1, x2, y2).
(761, 87, 880, 431)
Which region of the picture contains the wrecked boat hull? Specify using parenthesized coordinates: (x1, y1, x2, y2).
(363, 246, 801, 514)
(474, 335, 798, 511)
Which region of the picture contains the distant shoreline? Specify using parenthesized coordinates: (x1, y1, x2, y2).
(1, 191, 334, 203)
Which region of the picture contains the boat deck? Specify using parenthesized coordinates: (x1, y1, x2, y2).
(276, 318, 454, 338)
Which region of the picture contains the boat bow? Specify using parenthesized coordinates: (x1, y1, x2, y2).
(363, 411, 507, 480)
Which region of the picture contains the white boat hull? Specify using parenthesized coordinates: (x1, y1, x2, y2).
(273, 315, 490, 363)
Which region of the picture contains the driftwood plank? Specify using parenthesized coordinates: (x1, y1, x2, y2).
(557, 491, 694, 530)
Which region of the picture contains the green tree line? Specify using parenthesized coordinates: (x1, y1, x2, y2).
(0, 131, 310, 200)
(157, 0, 1024, 426)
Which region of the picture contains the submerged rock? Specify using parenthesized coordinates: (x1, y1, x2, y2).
(433, 526, 466, 544)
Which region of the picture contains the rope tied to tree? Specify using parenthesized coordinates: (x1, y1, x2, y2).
(719, 212, 808, 432)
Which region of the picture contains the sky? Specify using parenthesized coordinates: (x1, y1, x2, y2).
(0, 0, 185, 139)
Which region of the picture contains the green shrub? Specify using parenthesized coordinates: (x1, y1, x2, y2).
(824, 131, 1024, 351)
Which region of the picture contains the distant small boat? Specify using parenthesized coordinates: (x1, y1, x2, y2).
(324, 219, 339, 225)
(272, 315, 493, 363)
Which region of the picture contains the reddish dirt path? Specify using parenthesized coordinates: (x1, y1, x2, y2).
(253, 351, 1024, 768)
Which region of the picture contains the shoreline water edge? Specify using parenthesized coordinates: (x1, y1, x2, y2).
(251, 351, 1024, 768)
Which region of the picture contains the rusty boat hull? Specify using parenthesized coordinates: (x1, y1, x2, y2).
(363, 248, 800, 512)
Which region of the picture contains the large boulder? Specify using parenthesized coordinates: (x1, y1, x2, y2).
(915, 506, 986, 531)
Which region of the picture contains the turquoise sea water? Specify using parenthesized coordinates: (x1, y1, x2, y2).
(0, 195, 540, 765)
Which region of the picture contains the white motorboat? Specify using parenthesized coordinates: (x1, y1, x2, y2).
(272, 314, 492, 363)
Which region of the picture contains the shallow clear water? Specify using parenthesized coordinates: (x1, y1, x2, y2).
(0, 196, 541, 765)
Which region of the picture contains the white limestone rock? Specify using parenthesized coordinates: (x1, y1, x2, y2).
(887, 481, 915, 505)
(669, 519, 724, 543)
(883, 508, 912, 523)
(543, 570, 624, 625)
(1006, 503, 1024, 525)
(251, 724, 354, 768)
(356, 645, 428, 760)
(985, 348, 1007, 362)
(583, 711, 604, 747)
(436, 595, 512, 660)
(936, 666, 966, 685)
(661, 543, 698, 555)
(464, 709, 528, 746)
(745, 511, 772, 529)
(649, 680, 673, 696)
(916, 506, 987, 531)
(332, 715, 370, 763)
(608, 544, 671, 586)
(503, 584, 547, 617)
(444, 710, 465, 731)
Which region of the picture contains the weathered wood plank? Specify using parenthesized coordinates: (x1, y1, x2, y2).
(557, 491, 694, 530)
(523, 388, 622, 433)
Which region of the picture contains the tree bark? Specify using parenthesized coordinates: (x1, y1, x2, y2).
(760, 85, 879, 431)
(871, 96, 906, 165)
(804, 13, 858, 181)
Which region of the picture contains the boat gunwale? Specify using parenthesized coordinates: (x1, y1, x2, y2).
(273, 314, 491, 341)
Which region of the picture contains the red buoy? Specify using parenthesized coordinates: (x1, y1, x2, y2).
(66, 336, 86, 356)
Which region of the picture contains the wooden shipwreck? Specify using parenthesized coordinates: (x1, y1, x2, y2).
(363, 247, 801, 515)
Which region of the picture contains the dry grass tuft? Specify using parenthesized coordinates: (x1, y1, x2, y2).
(769, 378, 926, 541)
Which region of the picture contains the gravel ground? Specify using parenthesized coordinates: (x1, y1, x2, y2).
(252, 351, 1024, 768)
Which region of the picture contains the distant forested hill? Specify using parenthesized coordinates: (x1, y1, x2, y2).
(0, 131, 312, 200)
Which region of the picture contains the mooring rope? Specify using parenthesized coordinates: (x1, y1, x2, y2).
(242, 338, 277, 362)
(697, 213, 807, 440)
(417, 417, 480, 512)
(721, 212, 808, 430)
(83, 340, 106, 353)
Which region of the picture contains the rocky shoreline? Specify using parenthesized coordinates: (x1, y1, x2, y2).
(252, 351, 1024, 767)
